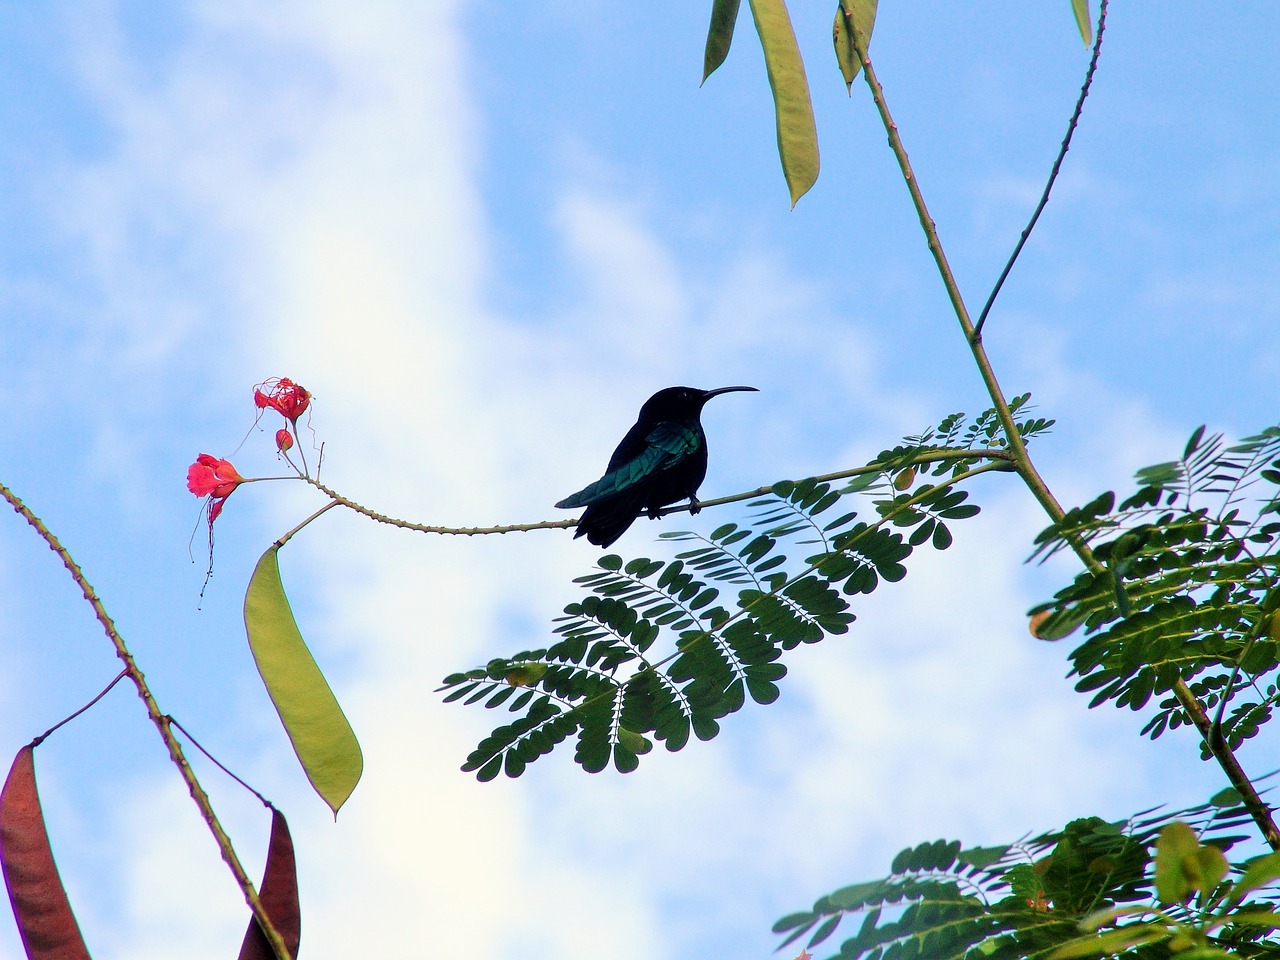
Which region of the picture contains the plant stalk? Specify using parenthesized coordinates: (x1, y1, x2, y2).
(0, 481, 294, 959)
(845, 19, 1280, 850)
(846, 28, 1069, 530)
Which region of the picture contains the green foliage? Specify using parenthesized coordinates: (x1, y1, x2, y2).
(775, 791, 1280, 960)
(1047, 819, 1280, 960)
(1030, 426, 1280, 754)
(440, 400, 1050, 780)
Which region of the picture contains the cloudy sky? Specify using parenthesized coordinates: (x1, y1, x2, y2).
(1, 2, 1277, 958)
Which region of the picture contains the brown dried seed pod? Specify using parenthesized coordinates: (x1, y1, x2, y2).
(0, 745, 91, 960)
(238, 807, 301, 960)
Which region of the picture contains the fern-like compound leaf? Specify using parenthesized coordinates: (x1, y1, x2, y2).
(442, 397, 1061, 778)
(1032, 423, 1280, 752)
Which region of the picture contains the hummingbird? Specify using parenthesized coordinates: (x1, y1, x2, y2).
(556, 385, 759, 547)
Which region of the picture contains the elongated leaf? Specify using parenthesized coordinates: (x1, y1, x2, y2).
(245, 546, 363, 815)
(748, 0, 819, 207)
(702, 0, 743, 83)
(1071, 0, 1092, 46)
(239, 807, 301, 960)
(0, 746, 91, 960)
(832, 0, 878, 91)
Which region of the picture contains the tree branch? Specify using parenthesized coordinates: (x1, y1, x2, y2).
(302, 448, 1016, 536)
(845, 21, 1071, 530)
(843, 5, 1280, 851)
(0, 480, 294, 959)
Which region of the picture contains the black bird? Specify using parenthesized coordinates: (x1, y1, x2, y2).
(556, 385, 759, 547)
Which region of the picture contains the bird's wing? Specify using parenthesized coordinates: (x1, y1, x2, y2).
(555, 421, 700, 508)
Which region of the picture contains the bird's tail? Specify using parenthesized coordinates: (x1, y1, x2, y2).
(573, 491, 646, 547)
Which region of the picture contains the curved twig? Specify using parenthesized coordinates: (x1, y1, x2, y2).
(32, 670, 128, 745)
(303, 448, 1015, 536)
(973, 0, 1109, 338)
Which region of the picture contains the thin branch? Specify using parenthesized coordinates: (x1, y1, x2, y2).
(973, 0, 1109, 338)
(1175, 679, 1280, 849)
(32, 669, 128, 746)
(303, 448, 1016, 536)
(843, 4, 1279, 851)
(0, 480, 294, 960)
(167, 716, 273, 809)
(276, 499, 341, 549)
(843, 17, 1073, 532)
(304, 477, 577, 535)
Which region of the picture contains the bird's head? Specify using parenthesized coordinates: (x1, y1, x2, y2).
(639, 385, 759, 421)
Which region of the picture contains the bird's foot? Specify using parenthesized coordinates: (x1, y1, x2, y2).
(647, 505, 663, 520)
(688, 496, 701, 516)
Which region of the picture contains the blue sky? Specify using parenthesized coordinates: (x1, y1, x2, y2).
(1, 3, 1277, 958)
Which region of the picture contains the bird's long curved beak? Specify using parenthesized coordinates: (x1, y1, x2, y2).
(703, 385, 759, 398)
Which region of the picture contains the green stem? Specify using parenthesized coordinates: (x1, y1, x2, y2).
(848, 31, 1067, 527)
(845, 17, 1279, 851)
(276, 499, 341, 548)
(0, 480, 294, 959)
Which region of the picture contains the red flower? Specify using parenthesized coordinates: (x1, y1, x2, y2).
(254, 377, 311, 422)
(275, 428, 294, 452)
(187, 454, 244, 499)
(188, 455, 246, 590)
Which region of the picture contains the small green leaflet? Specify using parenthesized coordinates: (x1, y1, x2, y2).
(833, 0, 878, 92)
(245, 545, 363, 816)
(702, 0, 742, 83)
(1071, 0, 1092, 46)
(747, 0, 819, 207)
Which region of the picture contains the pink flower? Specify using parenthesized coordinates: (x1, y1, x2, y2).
(186, 454, 244, 499)
(187, 455, 248, 590)
(254, 377, 312, 423)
